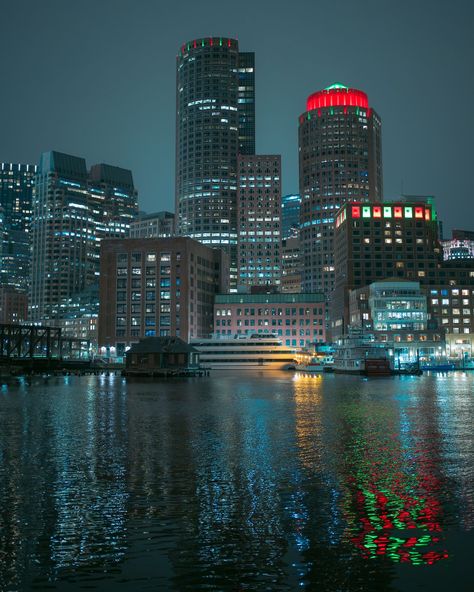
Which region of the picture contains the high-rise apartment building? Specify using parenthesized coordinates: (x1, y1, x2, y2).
(237, 155, 281, 288)
(99, 237, 229, 356)
(298, 83, 382, 299)
(175, 37, 255, 288)
(0, 162, 37, 291)
(30, 151, 138, 321)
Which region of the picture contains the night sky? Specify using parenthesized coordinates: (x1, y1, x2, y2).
(1, 0, 472, 233)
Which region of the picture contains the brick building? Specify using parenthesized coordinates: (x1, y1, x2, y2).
(214, 293, 326, 347)
(99, 237, 229, 357)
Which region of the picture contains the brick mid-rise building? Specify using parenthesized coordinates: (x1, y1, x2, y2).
(99, 237, 228, 357)
(214, 292, 326, 347)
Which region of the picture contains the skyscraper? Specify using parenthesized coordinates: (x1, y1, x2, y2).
(30, 151, 138, 321)
(175, 37, 255, 288)
(0, 162, 37, 291)
(237, 155, 281, 288)
(237, 52, 256, 155)
(281, 193, 301, 240)
(298, 83, 382, 301)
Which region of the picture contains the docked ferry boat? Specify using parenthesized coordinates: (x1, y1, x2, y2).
(333, 334, 393, 376)
(295, 354, 334, 373)
(191, 335, 305, 370)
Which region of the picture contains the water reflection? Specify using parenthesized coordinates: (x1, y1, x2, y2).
(0, 373, 473, 591)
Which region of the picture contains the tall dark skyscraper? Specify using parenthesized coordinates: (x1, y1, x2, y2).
(175, 37, 255, 289)
(30, 151, 138, 321)
(237, 52, 256, 155)
(0, 162, 37, 291)
(298, 83, 383, 302)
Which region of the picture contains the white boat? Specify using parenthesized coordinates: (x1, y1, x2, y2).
(190, 334, 301, 370)
(296, 354, 334, 373)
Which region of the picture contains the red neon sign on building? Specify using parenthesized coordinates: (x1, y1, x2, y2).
(306, 83, 369, 112)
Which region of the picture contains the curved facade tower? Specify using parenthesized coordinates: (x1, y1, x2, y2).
(175, 37, 255, 288)
(298, 83, 382, 301)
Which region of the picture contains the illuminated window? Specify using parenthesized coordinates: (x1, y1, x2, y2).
(415, 207, 424, 219)
(352, 205, 361, 218)
(373, 206, 382, 218)
(362, 206, 371, 218)
(404, 207, 413, 218)
(394, 206, 403, 218)
(383, 206, 392, 218)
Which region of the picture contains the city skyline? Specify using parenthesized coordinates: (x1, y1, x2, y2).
(1, 0, 472, 233)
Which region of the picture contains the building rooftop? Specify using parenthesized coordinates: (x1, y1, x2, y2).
(306, 83, 369, 111)
(215, 293, 324, 304)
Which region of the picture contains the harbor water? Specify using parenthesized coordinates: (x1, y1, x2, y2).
(0, 372, 473, 591)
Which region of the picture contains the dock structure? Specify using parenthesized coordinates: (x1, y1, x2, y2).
(0, 323, 91, 374)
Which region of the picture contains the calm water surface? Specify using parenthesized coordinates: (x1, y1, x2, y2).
(0, 372, 473, 591)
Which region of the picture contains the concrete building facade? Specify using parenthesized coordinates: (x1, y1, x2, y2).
(129, 211, 175, 238)
(30, 151, 138, 322)
(237, 155, 281, 288)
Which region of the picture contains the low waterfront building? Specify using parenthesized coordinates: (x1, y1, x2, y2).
(99, 237, 229, 359)
(445, 333, 474, 364)
(349, 280, 445, 365)
(214, 292, 326, 347)
(125, 336, 200, 374)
